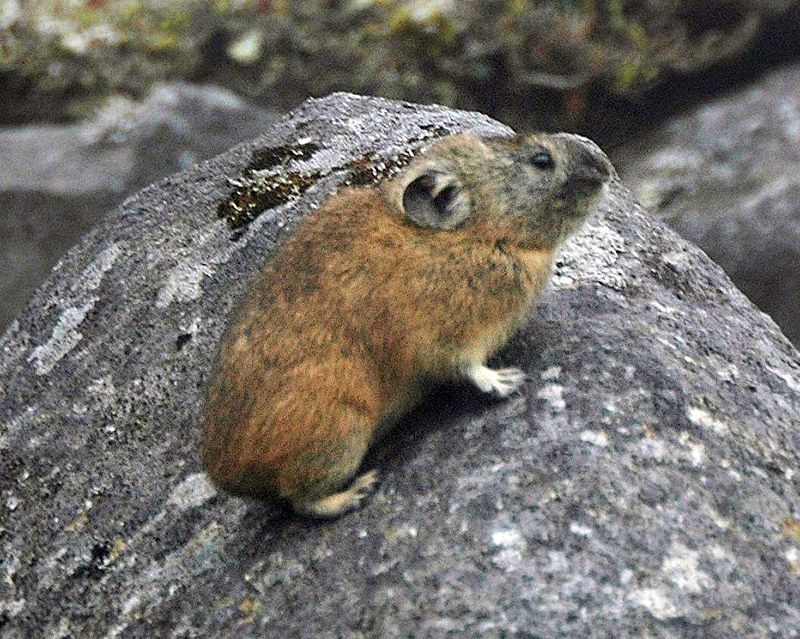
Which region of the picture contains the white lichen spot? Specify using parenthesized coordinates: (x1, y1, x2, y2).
(86, 375, 117, 413)
(708, 544, 734, 562)
(569, 522, 593, 537)
(649, 300, 679, 316)
(708, 508, 731, 531)
(541, 365, 562, 380)
(0, 406, 40, 449)
(627, 587, 681, 620)
(120, 592, 142, 617)
(661, 250, 691, 272)
(0, 599, 26, 620)
(74, 243, 123, 293)
(715, 363, 740, 383)
(785, 547, 800, 574)
(748, 466, 769, 480)
(345, 116, 367, 134)
(765, 362, 800, 396)
(579, 430, 609, 447)
(156, 262, 215, 308)
(393, 525, 418, 540)
(536, 384, 566, 411)
(49, 617, 72, 639)
(27, 299, 97, 375)
(179, 317, 202, 337)
(544, 550, 569, 574)
(662, 543, 712, 593)
(168, 473, 217, 510)
(260, 551, 304, 590)
(728, 468, 743, 481)
(655, 336, 679, 351)
(637, 437, 666, 461)
(491, 529, 522, 547)
(490, 528, 527, 572)
(678, 431, 706, 466)
(686, 406, 729, 435)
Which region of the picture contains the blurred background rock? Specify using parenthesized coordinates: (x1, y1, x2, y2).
(2, 0, 800, 343)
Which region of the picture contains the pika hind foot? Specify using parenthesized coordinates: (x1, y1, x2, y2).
(291, 470, 379, 519)
(465, 364, 527, 398)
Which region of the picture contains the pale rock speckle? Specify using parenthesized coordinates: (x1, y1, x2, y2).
(168, 473, 218, 510)
(536, 383, 566, 412)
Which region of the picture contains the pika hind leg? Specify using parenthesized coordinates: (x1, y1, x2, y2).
(291, 470, 379, 518)
(463, 363, 527, 398)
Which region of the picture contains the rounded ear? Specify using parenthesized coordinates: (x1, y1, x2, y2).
(401, 168, 472, 230)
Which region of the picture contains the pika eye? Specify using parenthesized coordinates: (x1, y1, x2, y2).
(529, 150, 554, 170)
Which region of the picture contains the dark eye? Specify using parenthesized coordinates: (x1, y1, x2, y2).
(529, 150, 554, 170)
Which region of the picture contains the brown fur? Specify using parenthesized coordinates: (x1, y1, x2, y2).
(202, 133, 612, 516)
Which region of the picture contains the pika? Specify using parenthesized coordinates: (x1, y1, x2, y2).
(202, 132, 612, 517)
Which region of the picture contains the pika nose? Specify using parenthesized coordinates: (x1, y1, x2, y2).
(554, 134, 613, 191)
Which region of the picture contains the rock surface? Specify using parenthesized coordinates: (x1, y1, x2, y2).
(613, 61, 800, 346)
(0, 81, 278, 333)
(1, 94, 799, 638)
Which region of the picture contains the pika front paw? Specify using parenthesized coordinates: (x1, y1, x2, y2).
(465, 364, 528, 398)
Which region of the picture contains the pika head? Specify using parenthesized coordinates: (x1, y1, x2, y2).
(382, 133, 613, 249)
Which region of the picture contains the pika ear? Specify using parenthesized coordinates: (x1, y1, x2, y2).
(401, 168, 471, 230)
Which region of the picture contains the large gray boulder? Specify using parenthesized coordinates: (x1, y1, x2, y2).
(0, 81, 278, 333)
(613, 61, 800, 346)
(1, 94, 799, 638)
